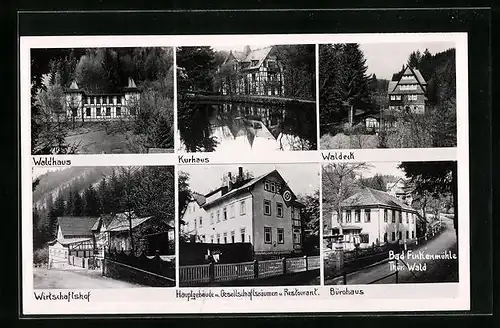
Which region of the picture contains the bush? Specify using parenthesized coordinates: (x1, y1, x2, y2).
(33, 247, 49, 266)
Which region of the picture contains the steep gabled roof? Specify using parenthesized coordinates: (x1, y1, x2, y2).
(241, 47, 273, 71)
(388, 65, 427, 95)
(341, 187, 416, 212)
(57, 216, 99, 237)
(387, 81, 398, 94)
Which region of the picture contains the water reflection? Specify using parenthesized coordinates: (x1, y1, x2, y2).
(178, 101, 317, 152)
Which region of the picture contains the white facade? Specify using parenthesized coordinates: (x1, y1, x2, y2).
(63, 78, 140, 122)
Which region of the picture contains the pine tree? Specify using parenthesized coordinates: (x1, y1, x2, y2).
(73, 190, 84, 216)
(83, 185, 100, 216)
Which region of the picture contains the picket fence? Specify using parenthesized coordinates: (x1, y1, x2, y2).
(180, 255, 320, 285)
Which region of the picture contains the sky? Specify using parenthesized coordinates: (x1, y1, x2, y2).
(359, 42, 455, 80)
(181, 164, 320, 196)
(356, 162, 405, 179)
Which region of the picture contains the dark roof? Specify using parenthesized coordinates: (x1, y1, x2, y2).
(57, 217, 99, 237)
(192, 192, 206, 206)
(91, 214, 115, 232)
(106, 212, 153, 232)
(341, 188, 416, 212)
(388, 66, 427, 95)
(202, 170, 302, 209)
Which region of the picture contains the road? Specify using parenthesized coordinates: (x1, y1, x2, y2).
(34, 266, 144, 289)
(325, 215, 458, 285)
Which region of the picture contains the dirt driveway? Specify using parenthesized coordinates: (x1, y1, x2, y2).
(33, 266, 144, 289)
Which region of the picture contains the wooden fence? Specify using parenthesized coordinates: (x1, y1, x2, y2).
(180, 255, 320, 286)
(103, 251, 175, 287)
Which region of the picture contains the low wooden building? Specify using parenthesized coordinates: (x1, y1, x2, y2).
(47, 216, 99, 267)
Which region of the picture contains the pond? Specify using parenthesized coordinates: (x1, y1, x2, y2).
(178, 101, 317, 152)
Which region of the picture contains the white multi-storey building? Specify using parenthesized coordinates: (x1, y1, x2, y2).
(63, 77, 141, 122)
(181, 167, 304, 256)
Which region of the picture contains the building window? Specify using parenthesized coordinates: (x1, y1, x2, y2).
(277, 228, 284, 244)
(106, 107, 111, 116)
(406, 212, 409, 224)
(291, 207, 295, 220)
(240, 200, 246, 215)
(392, 210, 396, 223)
(96, 107, 101, 116)
(194, 218, 197, 229)
(384, 209, 388, 222)
(412, 214, 415, 224)
(85, 107, 91, 116)
(117, 96, 122, 104)
(398, 231, 402, 240)
(412, 231, 415, 239)
(240, 228, 246, 242)
(199, 216, 203, 227)
(270, 182, 276, 193)
(346, 211, 351, 223)
(216, 233, 220, 244)
(392, 232, 396, 241)
(223, 232, 227, 244)
(264, 181, 270, 191)
(406, 231, 409, 239)
(96, 97, 101, 104)
(276, 202, 283, 218)
(264, 227, 272, 244)
(360, 234, 369, 244)
(354, 210, 361, 223)
(230, 230, 235, 243)
(223, 207, 227, 221)
(365, 209, 371, 223)
(264, 199, 271, 216)
(116, 107, 121, 116)
(408, 94, 418, 101)
(399, 212, 402, 223)
(227, 204, 234, 219)
(216, 210, 220, 223)
(210, 213, 214, 225)
(384, 232, 388, 242)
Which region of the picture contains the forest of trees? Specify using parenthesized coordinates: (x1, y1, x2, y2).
(32, 166, 175, 252)
(31, 47, 174, 154)
(319, 44, 457, 149)
(177, 45, 315, 100)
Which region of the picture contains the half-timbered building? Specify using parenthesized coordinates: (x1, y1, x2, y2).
(218, 46, 285, 97)
(63, 77, 141, 122)
(387, 66, 427, 114)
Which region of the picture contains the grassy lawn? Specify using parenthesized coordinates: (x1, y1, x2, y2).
(320, 133, 379, 149)
(65, 121, 145, 154)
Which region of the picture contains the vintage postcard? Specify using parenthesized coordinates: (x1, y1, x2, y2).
(20, 32, 469, 315)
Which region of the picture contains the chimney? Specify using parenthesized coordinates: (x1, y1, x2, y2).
(238, 167, 243, 179)
(227, 172, 233, 191)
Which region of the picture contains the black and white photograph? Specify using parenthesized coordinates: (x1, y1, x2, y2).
(322, 161, 458, 285)
(178, 164, 320, 286)
(32, 166, 176, 288)
(31, 47, 174, 154)
(176, 45, 317, 153)
(319, 43, 457, 149)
